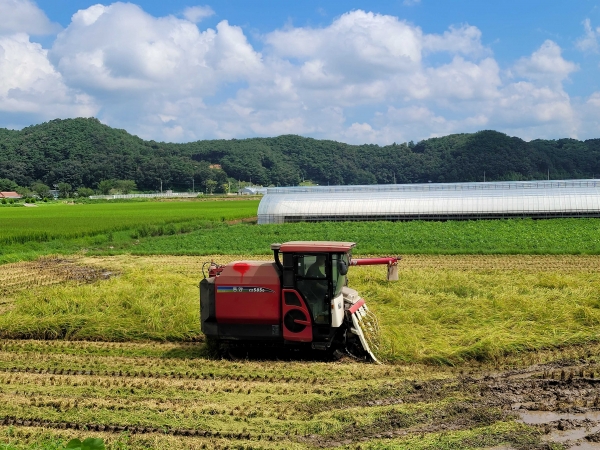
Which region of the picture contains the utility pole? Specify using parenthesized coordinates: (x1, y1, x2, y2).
(191, 177, 195, 193)
(159, 178, 163, 193)
(484, 171, 486, 182)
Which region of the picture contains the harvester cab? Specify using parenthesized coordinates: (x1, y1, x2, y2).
(200, 241, 400, 363)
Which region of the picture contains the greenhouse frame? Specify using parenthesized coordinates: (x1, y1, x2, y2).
(257, 180, 600, 224)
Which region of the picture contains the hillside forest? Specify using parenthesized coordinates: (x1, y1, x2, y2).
(1, 118, 599, 195)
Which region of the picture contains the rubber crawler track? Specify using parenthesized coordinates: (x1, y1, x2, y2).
(0, 416, 262, 440)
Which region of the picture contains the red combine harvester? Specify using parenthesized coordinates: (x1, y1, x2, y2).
(200, 241, 400, 362)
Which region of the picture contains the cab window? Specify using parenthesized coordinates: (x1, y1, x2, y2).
(331, 253, 349, 298)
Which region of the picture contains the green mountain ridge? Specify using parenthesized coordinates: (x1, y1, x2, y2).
(1, 117, 599, 192)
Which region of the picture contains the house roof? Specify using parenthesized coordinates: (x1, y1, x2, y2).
(0, 191, 21, 198)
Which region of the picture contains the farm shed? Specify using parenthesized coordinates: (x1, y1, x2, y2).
(257, 180, 600, 224)
(0, 191, 22, 199)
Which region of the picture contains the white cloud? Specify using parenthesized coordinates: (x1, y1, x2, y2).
(0, 33, 96, 117)
(423, 24, 488, 57)
(1, 4, 597, 145)
(588, 91, 600, 107)
(576, 19, 599, 53)
(265, 10, 423, 80)
(425, 56, 501, 101)
(183, 5, 215, 23)
(50, 3, 262, 95)
(0, 0, 60, 36)
(513, 40, 578, 86)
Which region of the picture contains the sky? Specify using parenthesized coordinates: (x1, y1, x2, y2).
(1, 0, 600, 145)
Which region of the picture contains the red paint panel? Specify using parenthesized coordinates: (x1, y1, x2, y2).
(215, 261, 281, 324)
(350, 257, 400, 266)
(347, 299, 365, 315)
(233, 262, 251, 276)
(282, 289, 313, 343)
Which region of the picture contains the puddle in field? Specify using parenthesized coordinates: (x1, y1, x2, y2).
(517, 410, 600, 448)
(519, 411, 600, 425)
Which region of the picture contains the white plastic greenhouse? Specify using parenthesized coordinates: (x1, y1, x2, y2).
(257, 180, 600, 224)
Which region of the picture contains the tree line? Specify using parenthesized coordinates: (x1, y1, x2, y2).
(1, 117, 599, 195)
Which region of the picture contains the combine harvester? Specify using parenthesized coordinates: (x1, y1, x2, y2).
(200, 241, 400, 363)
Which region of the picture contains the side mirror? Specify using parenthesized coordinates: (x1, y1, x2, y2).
(338, 260, 348, 276)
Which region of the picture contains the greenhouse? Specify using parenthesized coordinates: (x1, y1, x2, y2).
(257, 180, 600, 224)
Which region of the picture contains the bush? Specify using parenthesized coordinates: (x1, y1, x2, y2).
(1, 198, 6, 204)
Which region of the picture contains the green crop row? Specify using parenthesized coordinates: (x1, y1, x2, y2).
(125, 217, 600, 255)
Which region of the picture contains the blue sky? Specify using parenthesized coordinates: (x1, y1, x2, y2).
(1, 0, 599, 144)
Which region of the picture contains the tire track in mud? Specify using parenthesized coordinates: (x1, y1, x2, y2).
(0, 365, 328, 384)
(3, 340, 600, 448)
(301, 361, 600, 448)
(0, 416, 256, 440)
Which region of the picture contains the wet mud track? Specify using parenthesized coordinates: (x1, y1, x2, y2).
(1, 340, 600, 449)
(483, 361, 600, 449)
(304, 359, 600, 449)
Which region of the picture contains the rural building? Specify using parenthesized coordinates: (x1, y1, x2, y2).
(238, 186, 267, 195)
(0, 191, 22, 199)
(257, 179, 600, 224)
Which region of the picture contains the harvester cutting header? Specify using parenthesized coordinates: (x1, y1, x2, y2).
(200, 241, 400, 362)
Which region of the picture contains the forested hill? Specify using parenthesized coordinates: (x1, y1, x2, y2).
(1, 117, 599, 192)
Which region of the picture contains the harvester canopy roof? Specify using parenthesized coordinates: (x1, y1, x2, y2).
(279, 241, 356, 253)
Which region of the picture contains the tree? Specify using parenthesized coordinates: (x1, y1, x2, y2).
(113, 179, 136, 194)
(0, 178, 18, 191)
(57, 182, 72, 198)
(97, 179, 114, 195)
(30, 182, 50, 198)
(77, 187, 95, 197)
(204, 179, 217, 194)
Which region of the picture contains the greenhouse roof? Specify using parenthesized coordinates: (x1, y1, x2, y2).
(258, 179, 600, 224)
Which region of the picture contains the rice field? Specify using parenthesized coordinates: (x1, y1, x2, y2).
(3, 207, 600, 448)
(2, 254, 600, 363)
(0, 200, 260, 246)
(2, 255, 600, 448)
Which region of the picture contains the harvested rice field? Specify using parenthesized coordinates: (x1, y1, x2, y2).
(1, 254, 600, 449)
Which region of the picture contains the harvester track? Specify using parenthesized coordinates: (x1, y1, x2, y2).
(0, 365, 324, 384)
(0, 416, 257, 440)
(2, 339, 600, 449)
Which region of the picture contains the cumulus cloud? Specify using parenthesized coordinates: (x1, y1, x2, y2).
(265, 10, 423, 79)
(182, 5, 215, 23)
(0, 0, 60, 36)
(0, 4, 595, 144)
(50, 3, 262, 95)
(512, 40, 578, 86)
(0, 33, 96, 118)
(423, 24, 488, 57)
